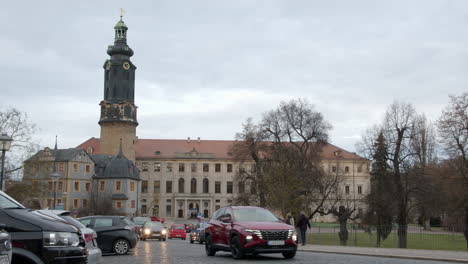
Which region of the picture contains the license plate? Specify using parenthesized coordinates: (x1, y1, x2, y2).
(0, 255, 9, 264)
(267, 240, 285, 246)
(152, 234, 160, 237)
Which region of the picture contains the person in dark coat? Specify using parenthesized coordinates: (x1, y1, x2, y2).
(296, 212, 311, 246)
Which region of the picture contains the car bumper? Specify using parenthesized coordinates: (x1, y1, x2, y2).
(243, 244, 297, 254)
(129, 234, 138, 248)
(87, 247, 102, 264)
(43, 246, 87, 264)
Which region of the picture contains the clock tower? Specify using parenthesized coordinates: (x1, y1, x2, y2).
(99, 16, 138, 161)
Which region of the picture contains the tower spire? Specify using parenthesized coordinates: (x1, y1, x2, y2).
(54, 135, 58, 150)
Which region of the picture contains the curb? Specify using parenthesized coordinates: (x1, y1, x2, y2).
(297, 248, 468, 263)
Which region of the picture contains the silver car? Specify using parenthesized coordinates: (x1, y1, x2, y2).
(37, 210, 102, 264)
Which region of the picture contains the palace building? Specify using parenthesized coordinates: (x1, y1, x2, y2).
(24, 16, 370, 221)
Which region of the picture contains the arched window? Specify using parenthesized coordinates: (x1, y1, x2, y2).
(191, 178, 197, 193)
(203, 178, 209, 193)
(178, 178, 184, 193)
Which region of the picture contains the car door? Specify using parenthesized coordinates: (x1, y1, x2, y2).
(210, 208, 225, 246)
(91, 217, 116, 252)
(220, 208, 233, 246)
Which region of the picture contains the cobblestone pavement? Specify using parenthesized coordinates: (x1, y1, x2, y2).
(102, 237, 456, 264)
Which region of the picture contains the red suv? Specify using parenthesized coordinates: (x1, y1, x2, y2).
(205, 206, 298, 259)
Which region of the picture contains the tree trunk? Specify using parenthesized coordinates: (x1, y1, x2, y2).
(338, 220, 348, 246)
(398, 221, 408, 248)
(464, 205, 468, 251)
(376, 229, 381, 247)
(424, 219, 431, 231)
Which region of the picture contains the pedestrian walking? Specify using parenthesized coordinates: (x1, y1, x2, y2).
(296, 212, 311, 246)
(285, 212, 295, 227)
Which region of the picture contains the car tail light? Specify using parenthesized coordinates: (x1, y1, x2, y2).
(84, 234, 93, 243)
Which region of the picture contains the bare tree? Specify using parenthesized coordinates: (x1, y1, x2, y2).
(0, 107, 40, 179)
(437, 92, 468, 250)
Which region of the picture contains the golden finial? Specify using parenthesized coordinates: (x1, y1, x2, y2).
(120, 8, 125, 19)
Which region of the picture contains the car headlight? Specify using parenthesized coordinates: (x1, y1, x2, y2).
(289, 230, 297, 242)
(43, 232, 80, 247)
(144, 228, 151, 235)
(245, 229, 263, 239)
(161, 229, 167, 235)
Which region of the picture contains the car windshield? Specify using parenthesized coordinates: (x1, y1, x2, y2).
(132, 217, 149, 225)
(144, 221, 163, 229)
(0, 191, 24, 209)
(62, 216, 86, 228)
(172, 225, 185, 230)
(233, 208, 279, 222)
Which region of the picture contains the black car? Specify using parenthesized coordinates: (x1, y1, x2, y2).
(189, 221, 207, 244)
(0, 225, 11, 264)
(141, 221, 167, 241)
(0, 191, 86, 264)
(78, 216, 138, 255)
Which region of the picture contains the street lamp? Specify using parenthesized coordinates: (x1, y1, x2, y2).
(50, 171, 60, 209)
(0, 134, 13, 191)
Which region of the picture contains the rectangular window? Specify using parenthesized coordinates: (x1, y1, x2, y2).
(141, 205, 147, 214)
(179, 163, 185, 172)
(191, 163, 197, 172)
(58, 181, 63, 191)
(227, 164, 233, 173)
(83, 199, 88, 208)
(166, 163, 173, 172)
(227, 181, 233, 194)
(74, 181, 80, 192)
(332, 166, 337, 173)
(166, 181, 172, 193)
(215, 163, 221, 172)
(99, 181, 105, 192)
(166, 204, 172, 217)
(238, 182, 245, 193)
(73, 199, 79, 209)
(154, 181, 160, 193)
(85, 164, 91, 173)
(203, 163, 209, 172)
(345, 166, 349, 173)
(73, 163, 78, 172)
(215, 181, 221, 193)
(154, 162, 161, 172)
(131, 200, 136, 208)
(345, 185, 350, 194)
(116, 201, 122, 209)
(58, 163, 65, 172)
(115, 181, 121, 192)
(57, 198, 62, 205)
(85, 182, 91, 192)
(130, 182, 135, 192)
(141, 181, 148, 193)
(357, 165, 362, 173)
(358, 185, 362, 194)
(142, 162, 148, 172)
(48, 181, 53, 191)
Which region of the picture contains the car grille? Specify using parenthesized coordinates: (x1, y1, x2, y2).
(260, 230, 290, 240)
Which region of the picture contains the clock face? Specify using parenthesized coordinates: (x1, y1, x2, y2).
(123, 62, 130, 70)
(105, 62, 111, 70)
(124, 46, 129, 50)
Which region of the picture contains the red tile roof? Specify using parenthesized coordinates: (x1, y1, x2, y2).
(77, 138, 366, 161)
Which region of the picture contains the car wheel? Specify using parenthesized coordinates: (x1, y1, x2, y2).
(205, 235, 216, 256)
(282, 250, 296, 259)
(190, 239, 194, 244)
(163, 238, 166, 242)
(230, 236, 244, 260)
(113, 239, 130, 255)
(141, 237, 146, 241)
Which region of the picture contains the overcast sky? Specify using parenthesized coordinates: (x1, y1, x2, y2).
(1, 0, 467, 153)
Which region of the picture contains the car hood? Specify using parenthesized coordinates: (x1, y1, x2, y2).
(3, 209, 78, 232)
(236, 221, 294, 230)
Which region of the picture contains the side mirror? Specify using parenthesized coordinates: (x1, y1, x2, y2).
(220, 217, 231, 223)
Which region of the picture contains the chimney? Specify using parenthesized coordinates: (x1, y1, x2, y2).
(187, 137, 191, 143)
(197, 137, 201, 143)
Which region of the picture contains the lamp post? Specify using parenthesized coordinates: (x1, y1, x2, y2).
(50, 171, 60, 209)
(0, 134, 13, 191)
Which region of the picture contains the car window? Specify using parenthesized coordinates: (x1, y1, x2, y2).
(172, 225, 185, 230)
(145, 221, 163, 229)
(62, 216, 85, 228)
(132, 217, 149, 225)
(95, 218, 113, 227)
(214, 208, 226, 221)
(232, 208, 279, 222)
(122, 218, 134, 226)
(79, 218, 92, 227)
(0, 192, 24, 209)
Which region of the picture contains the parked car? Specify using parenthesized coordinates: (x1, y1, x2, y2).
(150, 216, 165, 223)
(131, 216, 151, 237)
(0, 225, 11, 264)
(168, 224, 187, 240)
(189, 221, 207, 244)
(37, 210, 102, 264)
(141, 221, 167, 241)
(205, 206, 298, 259)
(78, 216, 138, 255)
(0, 191, 87, 264)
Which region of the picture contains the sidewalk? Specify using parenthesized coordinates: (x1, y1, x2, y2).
(297, 244, 468, 263)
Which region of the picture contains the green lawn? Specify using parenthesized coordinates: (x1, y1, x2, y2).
(307, 232, 467, 251)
